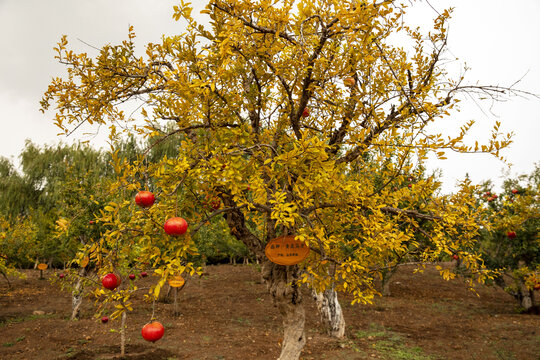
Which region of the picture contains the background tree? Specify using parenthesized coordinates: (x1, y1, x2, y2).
(474, 164, 540, 312)
(0, 215, 38, 286)
(0, 157, 39, 219)
(52, 151, 114, 319)
(0, 142, 116, 268)
(22, 142, 115, 266)
(41, 1, 525, 359)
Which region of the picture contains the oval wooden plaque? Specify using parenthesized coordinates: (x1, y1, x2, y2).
(168, 275, 185, 288)
(265, 235, 310, 266)
(37, 263, 48, 270)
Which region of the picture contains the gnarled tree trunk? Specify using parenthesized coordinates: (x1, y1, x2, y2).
(312, 286, 345, 338)
(261, 261, 306, 360)
(222, 195, 307, 359)
(517, 281, 535, 311)
(495, 273, 536, 312)
(71, 268, 86, 320)
(514, 261, 536, 312)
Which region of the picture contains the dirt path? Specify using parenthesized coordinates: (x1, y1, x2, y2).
(0, 264, 538, 359)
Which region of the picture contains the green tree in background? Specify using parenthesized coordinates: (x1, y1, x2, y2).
(475, 164, 540, 312)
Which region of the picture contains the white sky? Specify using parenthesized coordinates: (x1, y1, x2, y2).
(0, 0, 538, 193)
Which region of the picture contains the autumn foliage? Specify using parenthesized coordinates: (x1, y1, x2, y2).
(38, 1, 524, 358)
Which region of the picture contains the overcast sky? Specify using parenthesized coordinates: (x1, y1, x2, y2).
(0, 0, 539, 193)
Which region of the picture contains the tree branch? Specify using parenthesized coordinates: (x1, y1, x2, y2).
(211, 2, 297, 45)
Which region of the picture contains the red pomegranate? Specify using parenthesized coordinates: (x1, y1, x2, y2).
(164, 217, 188, 236)
(135, 191, 155, 208)
(141, 321, 164, 342)
(101, 273, 121, 290)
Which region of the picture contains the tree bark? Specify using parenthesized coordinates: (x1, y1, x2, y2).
(380, 266, 397, 297)
(221, 196, 306, 359)
(173, 287, 179, 316)
(312, 286, 345, 338)
(517, 281, 535, 311)
(1, 270, 11, 289)
(496, 274, 536, 312)
(521, 292, 533, 311)
(261, 261, 306, 360)
(381, 278, 391, 297)
(158, 284, 172, 303)
(71, 268, 86, 320)
(120, 311, 127, 357)
(515, 261, 536, 312)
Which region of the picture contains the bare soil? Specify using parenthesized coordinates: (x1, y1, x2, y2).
(0, 264, 538, 360)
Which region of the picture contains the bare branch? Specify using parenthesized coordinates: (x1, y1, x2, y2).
(303, 202, 441, 222)
(211, 2, 297, 45)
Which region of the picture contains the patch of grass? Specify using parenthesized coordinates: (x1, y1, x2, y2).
(0, 313, 57, 328)
(235, 317, 251, 325)
(354, 322, 390, 339)
(248, 262, 262, 273)
(1, 335, 26, 347)
(353, 323, 434, 360)
(492, 348, 518, 360)
(430, 300, 458, 313)
(375, 340, 434, 360)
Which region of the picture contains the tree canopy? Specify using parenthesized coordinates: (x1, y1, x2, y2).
(40, 1, 523, 358)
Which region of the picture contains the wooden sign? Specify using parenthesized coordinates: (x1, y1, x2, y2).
(168, 275, 185, 288)
(265, 235, 310, 266)
(37, 263, 48, 270)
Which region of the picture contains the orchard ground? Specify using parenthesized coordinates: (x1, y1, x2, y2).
(0, 264, 538, 360)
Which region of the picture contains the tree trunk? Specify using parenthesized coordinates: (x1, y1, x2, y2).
(381, 278, 391, 296)
(120, 311, 127, 357)
(158, 284, 172, 303)
(71, 290, 83, 320)
(312, 286, 345, 338)
(1, 270, 11, 289)
(173, 287, 179, 316)
(261, 262, 306, 360)
(380, 265, 397, 297)
(221, 195, 305, 359)
(521, 292, 533, 311)
(517, 281, 535, 311)
(515, 261, 536, 312)
(71, 268, 86, 320)
(495, 275, 536, 312)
